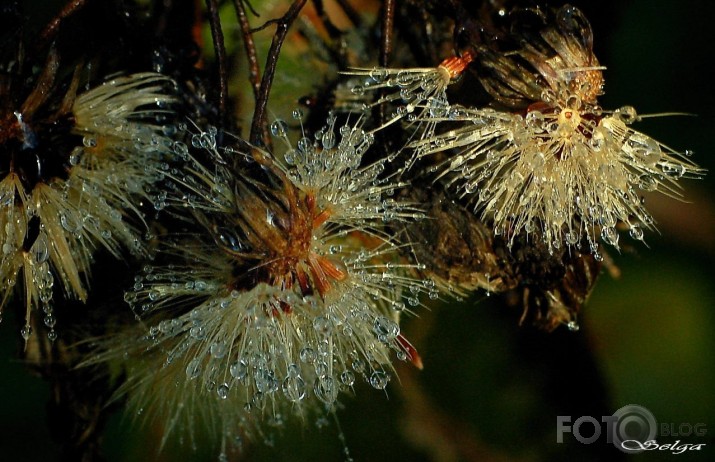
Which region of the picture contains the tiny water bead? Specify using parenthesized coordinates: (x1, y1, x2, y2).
(300, 347, 317, 364)
(217, 383, 230, 399)
(313, 376, 338, 405)
(186, 358, 202, 379)
(369, 370, 389, 390)
(372, 316, 399, 341)
(20, 325, 33, 340)
(340, 370, 355, 387)
(282, 375, 307, 402)
(230, 361, 248, 380)
(270, 119, 288, 138)
(210, 341, 227, 358)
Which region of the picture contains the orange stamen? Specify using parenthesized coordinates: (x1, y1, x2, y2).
(316, 255, 348, 282)
(305, 192, 316, 214)
(308, 253, 332, 297)
(296, 267, 312, 295)
(438, 51, 474, 79)
(396, 334, 423, 370)
(313, 208, 332, 228)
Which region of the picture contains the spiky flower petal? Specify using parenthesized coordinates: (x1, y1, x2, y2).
(1, 73, 175, 339)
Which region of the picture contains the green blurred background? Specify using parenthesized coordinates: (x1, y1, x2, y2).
(2, 0, 714, 460)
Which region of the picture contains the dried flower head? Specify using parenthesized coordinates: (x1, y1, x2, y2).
(471, 4, 604, 109)
(108, 115, 433, 450)
(404, 4, 704, 257)
(411, 102, 702, 257)
(1, 69, 175, 340)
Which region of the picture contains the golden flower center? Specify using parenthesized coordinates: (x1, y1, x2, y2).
(263, 191, 347, 300)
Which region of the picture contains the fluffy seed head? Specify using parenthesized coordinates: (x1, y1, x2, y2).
(412, 103, 703, 257)
(109, 116, 433, 450)
(403, 4, 703, 257)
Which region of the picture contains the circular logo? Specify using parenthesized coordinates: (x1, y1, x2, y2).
(612, 404, 658, 453)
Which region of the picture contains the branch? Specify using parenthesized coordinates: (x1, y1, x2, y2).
(232, 0, 262, 105)
(205, 0, 229, 126)
(380, 0, 395, 67)
(39, 0, 87, 45)
(249, 0, 308, 147)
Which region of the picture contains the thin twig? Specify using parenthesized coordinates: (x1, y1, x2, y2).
(373, 0, 396, 162)
(380, 0, 395, 67)
(232, 0, 262, 104)
(249, 0, 308, 147)
(243, 0, 260, 17)
(205, 0, 229, 126)
(39, 0, 87, 44)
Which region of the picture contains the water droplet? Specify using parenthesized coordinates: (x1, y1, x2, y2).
(60, 213, 81, 233)
(21, 325, 32, 340)
(217, 383, 229, 399)
(313, 316, 333, 336)
(148, 289, 161, 301)
(351, 358, 365, 373)
(369, 67, 388, 83)
(662, 162, 686, 178)
(615, 106, 638, 124)
(638, 174, 658, 191)
(32, 234, 49, 263)
(270, 119, 288, 137)
(626, 133, 661, 166)
(428, 98, 449, 118)
(629, 225, 644, 241)
(44, 315, 56, 328)
(254, 369, 278, 394)
(300, 347, 316, 363)
(210, 341, 227, 359)
(69, 150, 82, 165)
(525, 110, 545, 130)
(373, 316, 399, 340)
(282, 375, 307, 402)
(314, 377, 337, 404)
(322, 131, 336, 150)
(600, 227, 619, 247)
(340, 370, 355, 387)
(369, 370, 389, 389)
(189, 325, 205, 339)
(230, 361, 247, 380)
(186, 358, 201, 379)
